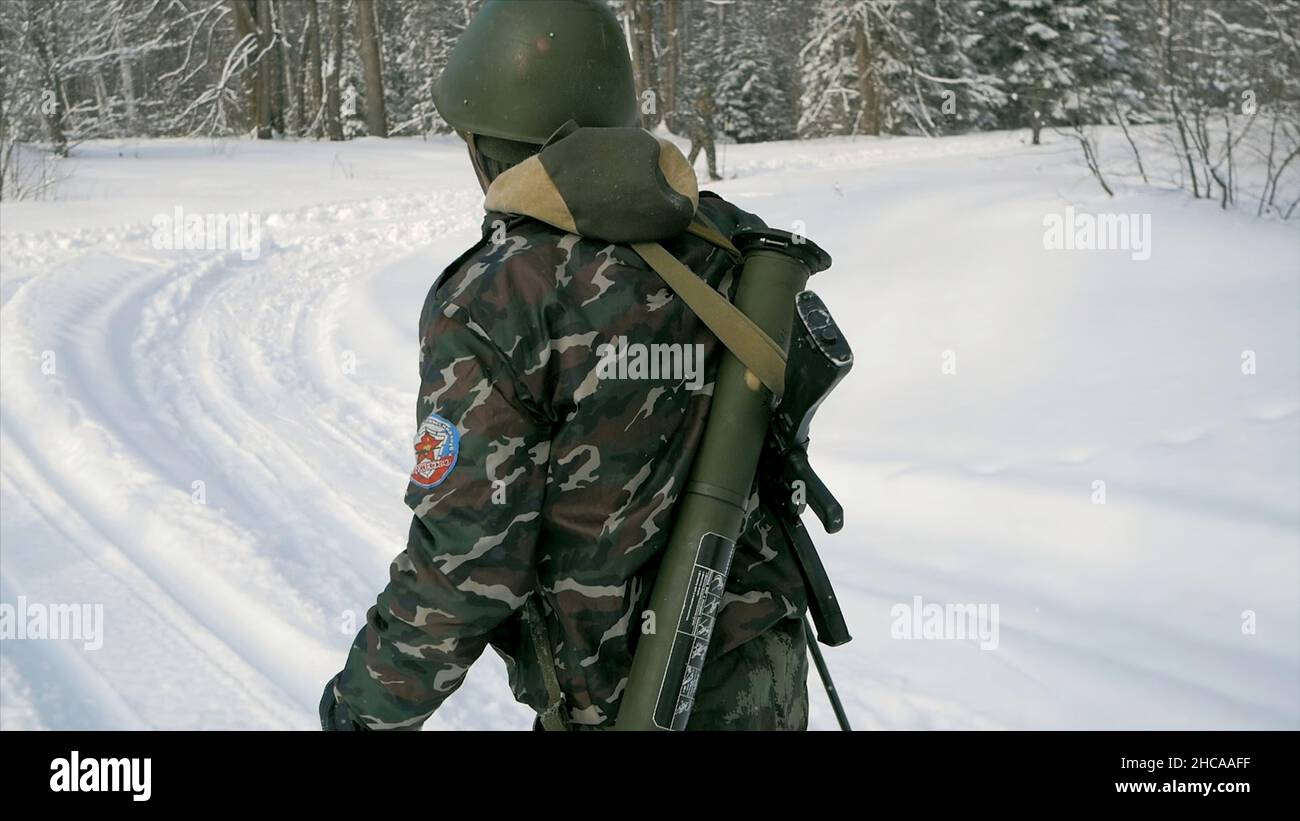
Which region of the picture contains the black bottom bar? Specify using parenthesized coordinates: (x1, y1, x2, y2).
(3, 729, 1294, 809)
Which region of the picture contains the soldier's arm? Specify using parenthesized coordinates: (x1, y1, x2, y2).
(321, 304, 550, 730)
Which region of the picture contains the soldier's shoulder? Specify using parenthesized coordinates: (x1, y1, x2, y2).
(422, 197, 766, 340)
(431, 217, 571, 310)
(419, 216, 603, 387)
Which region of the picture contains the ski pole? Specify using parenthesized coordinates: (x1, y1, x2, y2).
(804, 615, 852, 731)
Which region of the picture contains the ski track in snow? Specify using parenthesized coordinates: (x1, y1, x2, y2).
(1, 133, 1297, 730)
(2, 167, 528, 728)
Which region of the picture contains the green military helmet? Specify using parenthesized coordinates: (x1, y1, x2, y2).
(434, 0, 638, 163)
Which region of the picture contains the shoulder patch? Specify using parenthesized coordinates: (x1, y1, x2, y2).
(409, 413, 460, 489)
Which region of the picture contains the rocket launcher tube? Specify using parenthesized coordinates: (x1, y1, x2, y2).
(615, 229, 831, 731)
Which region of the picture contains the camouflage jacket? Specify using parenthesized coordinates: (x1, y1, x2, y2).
(322, 127, 807, 730)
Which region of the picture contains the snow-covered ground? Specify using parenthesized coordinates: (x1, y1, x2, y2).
(1, 129, 1297, 730)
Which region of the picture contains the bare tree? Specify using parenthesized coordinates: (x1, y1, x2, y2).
(623, 0, 658, 129)
(256, 0, 280, 136)
(111, 19, 137, 135)
(273, 0, 300, 136)
(303, 0, 324, 137)
(1109, 84, 1148, 185)
(355, 0, 386, 137)
(663, 0, 680, 119)
(24, 0, 70, 156)
(851, 13, 880, 136)
(324, 0, 343, 140)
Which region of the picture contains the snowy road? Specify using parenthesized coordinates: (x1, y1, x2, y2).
(2, 132, 1297, 729)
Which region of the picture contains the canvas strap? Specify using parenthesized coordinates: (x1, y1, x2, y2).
(630, 229, 787, 398)
(685, 213, 741, 259)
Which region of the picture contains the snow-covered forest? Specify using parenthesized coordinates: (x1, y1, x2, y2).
(3, 0, 1300, 215)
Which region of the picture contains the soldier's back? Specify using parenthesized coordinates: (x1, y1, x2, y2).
(417, 138, 808, 726)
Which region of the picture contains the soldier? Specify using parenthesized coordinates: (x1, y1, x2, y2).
(319, 0, 809, 731)
(684, 94, 724, 182)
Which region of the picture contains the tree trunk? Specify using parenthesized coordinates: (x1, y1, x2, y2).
(230, 0, 271, 138)
(627, 0, 658, 128)
(114, 23, 137, 136)
(1160, 0, 1198, 196)
(305, 0, 325, 137)
(230, 0, 256, 134)
(663, 0, 679, 117)
(255, 0, 277, 137)
(273, 0, 299, 136)
(324, 0, 344, 140)
(1112, 93, 1147, 183)
(355, 0, 387, 137)
(28, 11, 68, 156)
(623, 2, 643, 114)
(639, 1, 657, 126)
(1169, 92, 1199, 198)
(852, 13, 880, 136)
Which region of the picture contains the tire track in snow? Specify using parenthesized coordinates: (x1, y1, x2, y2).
(1, 454, 301, 729)
(1, 189, 495, 728)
